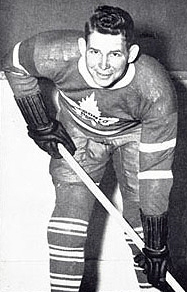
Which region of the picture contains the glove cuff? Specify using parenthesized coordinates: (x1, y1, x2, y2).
(28, 119, 59, 136)
(143, 247, 169, 258)
(15, 92, 52, 131)
(140, 209, 168, 250)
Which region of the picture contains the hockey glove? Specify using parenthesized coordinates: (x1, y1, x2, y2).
(15, 92, 76, 158)
(135, 210, 169, 290)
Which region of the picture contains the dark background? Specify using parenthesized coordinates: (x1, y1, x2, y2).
(0, 0, 187, 290)
(0, 0, 187, 71)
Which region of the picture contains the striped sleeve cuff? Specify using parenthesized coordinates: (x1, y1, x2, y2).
(138, 170, 173, 180)
(139, 138, 176, 153)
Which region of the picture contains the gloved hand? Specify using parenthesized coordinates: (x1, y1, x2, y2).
(135, 247, 169, 289)
(136, 209, 171, 290)
(13, 92, 76, 159)
(28, 119, 76, 159)
(142, 247, 168, 286)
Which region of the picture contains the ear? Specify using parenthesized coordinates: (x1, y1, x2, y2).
(78, 37, 87, 56)
(128, 44, 139, 63)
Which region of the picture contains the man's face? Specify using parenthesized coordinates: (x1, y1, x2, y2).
(85, 31, 130, 87)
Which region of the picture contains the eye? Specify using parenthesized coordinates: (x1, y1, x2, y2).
(89, 49, 99, 54)
(110, 52, 122, 57)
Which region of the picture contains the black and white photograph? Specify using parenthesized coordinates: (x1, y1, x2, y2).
(0, 1, 187, 291)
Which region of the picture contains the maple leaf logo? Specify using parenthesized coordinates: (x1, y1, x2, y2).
(78, 92, 101, 117)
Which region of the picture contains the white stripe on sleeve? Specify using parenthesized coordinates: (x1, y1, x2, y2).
(13, 42, 29, 74)
(139, 138, 176, 153)
(138, 170, 173, 180)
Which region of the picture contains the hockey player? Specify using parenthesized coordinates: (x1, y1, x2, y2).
(2, 5, 177, 292)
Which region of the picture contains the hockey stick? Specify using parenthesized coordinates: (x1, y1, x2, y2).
(58, 144, 185, 292)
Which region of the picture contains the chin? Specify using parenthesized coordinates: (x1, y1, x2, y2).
(94, 77, 114, 88)
(97, 82, 111, 87)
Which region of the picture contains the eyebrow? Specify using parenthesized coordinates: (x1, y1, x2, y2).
(88, 46, 99, 50)
(110, 50, 123, 53)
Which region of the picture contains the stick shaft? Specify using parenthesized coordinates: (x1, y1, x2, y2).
(59, 144, 185, 292)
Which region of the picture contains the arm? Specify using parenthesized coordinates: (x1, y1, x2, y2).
(2, 33, 78, 158)
(135, 58, 178, 290)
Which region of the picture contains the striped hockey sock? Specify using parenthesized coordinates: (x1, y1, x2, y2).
(48, 216, 88, 292)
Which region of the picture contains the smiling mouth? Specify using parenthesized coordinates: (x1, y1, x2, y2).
(97, 72, 112, 79)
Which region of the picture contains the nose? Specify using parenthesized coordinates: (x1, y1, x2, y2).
(99, 55, 110, 70)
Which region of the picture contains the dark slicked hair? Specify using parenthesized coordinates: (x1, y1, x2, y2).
(85, 5, 134, 47)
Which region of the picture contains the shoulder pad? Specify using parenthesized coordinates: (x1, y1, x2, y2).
(34, 30, 83, 74)
(18, 30, 84, 76)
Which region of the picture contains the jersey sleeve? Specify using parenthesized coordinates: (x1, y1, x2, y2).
(1, 30, 82, 97)
(138, 57, 178, 215)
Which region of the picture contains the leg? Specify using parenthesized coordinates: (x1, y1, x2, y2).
(48, 182, 95, 292)
(48, 132, 111, 292)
